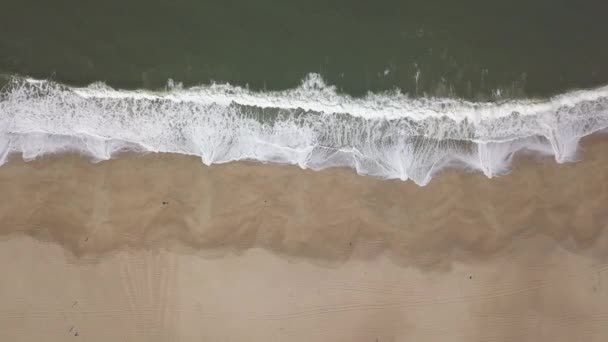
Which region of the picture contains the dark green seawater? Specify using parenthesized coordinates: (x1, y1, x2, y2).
(2, 0, 608, 99)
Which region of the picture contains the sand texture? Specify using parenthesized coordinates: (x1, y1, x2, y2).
(0, 136, 608, 341)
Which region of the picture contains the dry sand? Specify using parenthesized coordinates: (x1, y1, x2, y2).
(0, 136, 608, 341)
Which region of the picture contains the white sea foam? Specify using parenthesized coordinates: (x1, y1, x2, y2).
(1, 74, 608, 185)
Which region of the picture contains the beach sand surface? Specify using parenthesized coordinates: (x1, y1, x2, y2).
(1, 136, 608, 341)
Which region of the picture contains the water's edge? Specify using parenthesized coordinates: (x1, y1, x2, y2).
(1, 74, 608, 185)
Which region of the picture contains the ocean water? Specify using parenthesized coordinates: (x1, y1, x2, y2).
(1, 0, 608, 184)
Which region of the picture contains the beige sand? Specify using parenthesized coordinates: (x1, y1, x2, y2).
(0, 136, 608, 341)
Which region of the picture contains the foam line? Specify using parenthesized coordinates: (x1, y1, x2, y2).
(1, 74, 608, 185)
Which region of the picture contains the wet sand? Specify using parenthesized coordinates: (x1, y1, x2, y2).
(1, 136, 608, 341)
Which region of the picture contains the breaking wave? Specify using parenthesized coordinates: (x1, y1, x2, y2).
(1, 74, 607, 185)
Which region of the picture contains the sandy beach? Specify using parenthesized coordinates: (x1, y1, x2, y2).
(0, 135, 607, 341)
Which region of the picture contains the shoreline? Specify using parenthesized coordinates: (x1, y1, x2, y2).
(0, 133, 607, 268)
(3, 75, 608, 185)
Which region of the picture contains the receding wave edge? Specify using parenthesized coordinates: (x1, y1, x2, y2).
(1, 74, 607, 185)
